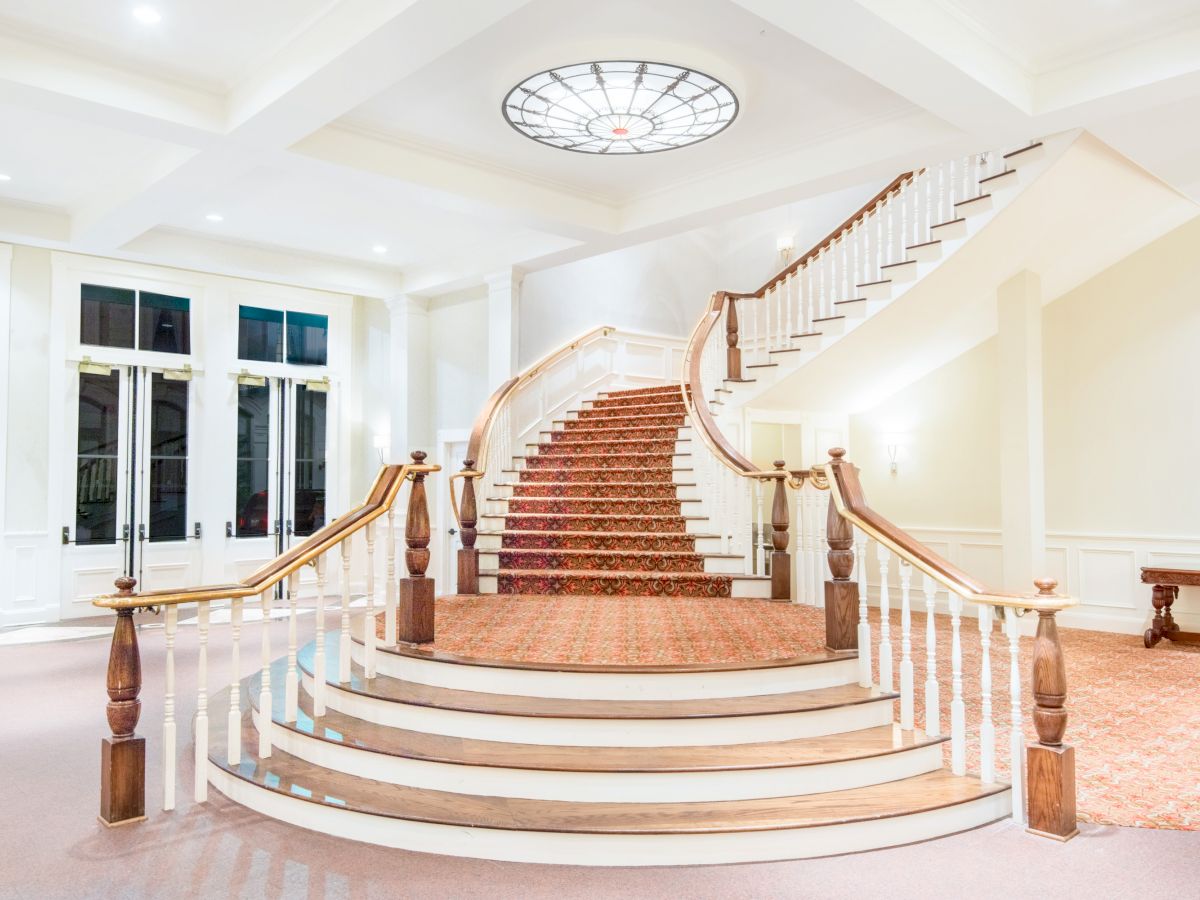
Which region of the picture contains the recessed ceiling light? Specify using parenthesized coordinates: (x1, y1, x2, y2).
(372, 245, 388, 254)
(0, 173, 11, 182)
(205, 213, 224, 222)
(132, 6, 162, 25)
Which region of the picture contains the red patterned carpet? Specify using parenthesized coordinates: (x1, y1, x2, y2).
(379, 595, 1200, 831)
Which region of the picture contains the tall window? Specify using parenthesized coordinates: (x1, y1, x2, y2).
(238, 306, 328, 366)
(75, 371, 120, 544)
(293, 385, 327, 536)
(147, 374, 188, 541)
(235, 384, 272, 537)
(81, 283, 191, 353)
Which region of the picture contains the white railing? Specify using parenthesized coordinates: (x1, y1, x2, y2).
(93, 460, 439, 824)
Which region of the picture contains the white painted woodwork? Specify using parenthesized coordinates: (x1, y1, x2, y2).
(385, 507, 397, 645)
(1004, 608, 1026, 825)
(978, 604, 995, 784)
(364, 522, 377, 679)
(312, 556, 327, 718)
(285, 572, 299, 724)
(922, 573, 940, 737)
(162, 604, 177, 811)
(877, 543, 893, 692)
(227, 597, 242, 765)
(194, 600, 210, 803)
(898, 562, 914, 731)
(258, 590, 272, 760)
(856, 533, 871, 688)
(949, 593, 966, 776)
(339, 538, 352, 684)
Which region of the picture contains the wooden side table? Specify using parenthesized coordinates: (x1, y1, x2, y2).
(1141, 567, 1200, 648)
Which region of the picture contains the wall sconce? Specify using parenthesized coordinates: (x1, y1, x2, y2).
(887, 444, 900, 475)
(373, 433, 390, 465)
(776, 234, 794, 264)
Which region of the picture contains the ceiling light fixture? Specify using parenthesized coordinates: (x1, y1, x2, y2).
(205, 213, 224, 222)
(132, 6, 162, 25)
(372, 245, 388, 254)
(0, 173, 11, 182)
(502, 61, 738, 155)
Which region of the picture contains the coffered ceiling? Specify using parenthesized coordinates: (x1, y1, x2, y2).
(0, 0, 1197, 297)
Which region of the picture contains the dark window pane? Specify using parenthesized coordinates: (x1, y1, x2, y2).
(293, 385, 326, 537)
(286, 311, 328, 366)
(236, 383, 271, 538)
(139, 292, 191, 354)
(76, 371, 121, 544)
(147, 373, 188, 542)
(238, 305, 283, 363)
(81, 284, 135, 349)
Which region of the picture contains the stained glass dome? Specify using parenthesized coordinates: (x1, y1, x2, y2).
(502, 61, 738, 155)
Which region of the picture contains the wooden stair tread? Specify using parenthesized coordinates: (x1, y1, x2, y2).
(496, 481, 698, 488)
(298, 641, 894, 720)
(256, 670, 941, 772)
(486, 568, 742, 580)
(214, 704, 1000, 835)
(491, 548, 722, 559)
(482, 529, 721, 539)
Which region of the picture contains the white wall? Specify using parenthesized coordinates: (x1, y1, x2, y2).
(845, 215, 1200, 635)
(429, 286, 491, 434)
(517, 178, 889, 368)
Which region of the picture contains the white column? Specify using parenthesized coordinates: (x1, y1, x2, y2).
(486, 268, 522, 392)
(386, 294, 431, 461)
(997, 271, 1046, 591)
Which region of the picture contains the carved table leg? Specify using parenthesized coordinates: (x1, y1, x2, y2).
(1161, 585, 1180, 640)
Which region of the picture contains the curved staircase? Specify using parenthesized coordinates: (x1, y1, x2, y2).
(477, 385, 769, 598)
(205, 625, 1011, 865)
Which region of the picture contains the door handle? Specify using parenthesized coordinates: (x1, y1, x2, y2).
(225, 521, 233, 538)
(122, 524, 131, 543)
(193, 522, 202, 539)
(448, 527, 458, 536)
(61, 526, 70, 545)
(138, 524, 146, 542)
(285, 519, 293, 536)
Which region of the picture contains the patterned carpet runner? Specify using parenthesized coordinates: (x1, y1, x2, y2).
(492, 385, 736, 597)
(382, 595, 1200, 831)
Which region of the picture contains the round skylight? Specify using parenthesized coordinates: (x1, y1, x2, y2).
(502, 61, 738, 155)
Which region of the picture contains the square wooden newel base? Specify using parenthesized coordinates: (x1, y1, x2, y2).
(824, 581, 858, 652)
(457, 548, 479, 595)
(100, 735, 146, 826)
(398, 578, 435, 644)
(1026, 744, 1078, 840)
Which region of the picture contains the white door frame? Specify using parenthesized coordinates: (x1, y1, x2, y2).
(436, 428, 470, 594)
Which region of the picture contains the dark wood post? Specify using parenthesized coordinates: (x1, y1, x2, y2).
(726, 297, 742, 381)
(398, 451, 435, 643)
(769, 461, 791, 600)
(823, 449, 858, 651)
(457, 460, 479, 595)
(1026, 578, 1078, 841)
(100, 576, 145, 826)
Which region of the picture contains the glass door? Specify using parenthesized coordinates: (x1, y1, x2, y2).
(61, 364, 201, 615)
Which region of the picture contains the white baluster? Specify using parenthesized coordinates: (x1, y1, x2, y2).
(840, 235, 849, 299)
(978, 603, 995, 784)
(923, 573, 940, 737)
(877, 544, 893, 692)
(285, 572, 298, 723)
(949, 592, 966, 775)
(163, 604, 177, 811)
(785, 274, 794, 347)
(339, 537, 352, 683)
(856, 532, 871, 687)
(194, 600, 210, 803)
(385, 506, 397, 644)
(365, 521, 377, 679)
(227, 597, 243, 765)
(313, 554, 327, 717)
(258, 589, 272, 759)
(923, 169, 933, 242)
(899, 561, 914, 730)
(1004, 607, 1025, 824)
(875, 200, 884, 276)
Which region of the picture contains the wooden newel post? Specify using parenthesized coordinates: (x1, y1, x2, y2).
(100, 576, 146, 826)
(769, 461, 791, 600)
(823, 449, 858, 651)
(398, 451, 435, 643)
(1026, 578, 1078, 841)
(457, 460, 479, 595)
(726, 297, 741, 381)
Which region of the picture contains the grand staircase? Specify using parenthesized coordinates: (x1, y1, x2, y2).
(205, 627, 1011, 865)
(476, 384, 770, 598)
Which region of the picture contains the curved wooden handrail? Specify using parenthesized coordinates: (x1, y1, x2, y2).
(819, 451, 1075, 612)
(682, 172, 916, 480)
(92, 461, 439, 609)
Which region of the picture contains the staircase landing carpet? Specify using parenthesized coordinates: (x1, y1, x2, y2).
(377, 595, 1200, 831)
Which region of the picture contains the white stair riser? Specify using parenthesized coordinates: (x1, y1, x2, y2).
(733, 577, 772, 599)
(257, 710, 944, 803)
(492, 483, 702, 501)
(880, 262, 918, 284)
(350, 638, 857, 700)
(304, 673, 897, 747)
(477, 516, 710, 536)
(209, 767, 1012, 866)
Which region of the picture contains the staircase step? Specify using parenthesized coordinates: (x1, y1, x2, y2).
(522, 453, 686, 470)
(557, 412, 688, 428)
(482, 530, 714, 552)
(211, 697, 1008, 865)
(505, 497, 694, 516)
(531, 438, 688, 454)
(549, 424, 686, 440)
(516, 467, 693, 484)
(492, 568, 735, 598)
(491, 513, 703, 534)
(576, 401, 687, 418)
(499, 481, 695, 499)
(492, 548, 707, 572)
(250, 667, 945, 802)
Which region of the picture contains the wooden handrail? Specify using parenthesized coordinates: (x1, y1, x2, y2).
(92, 461, 439, 610)
(819, 449, 1075, 612)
